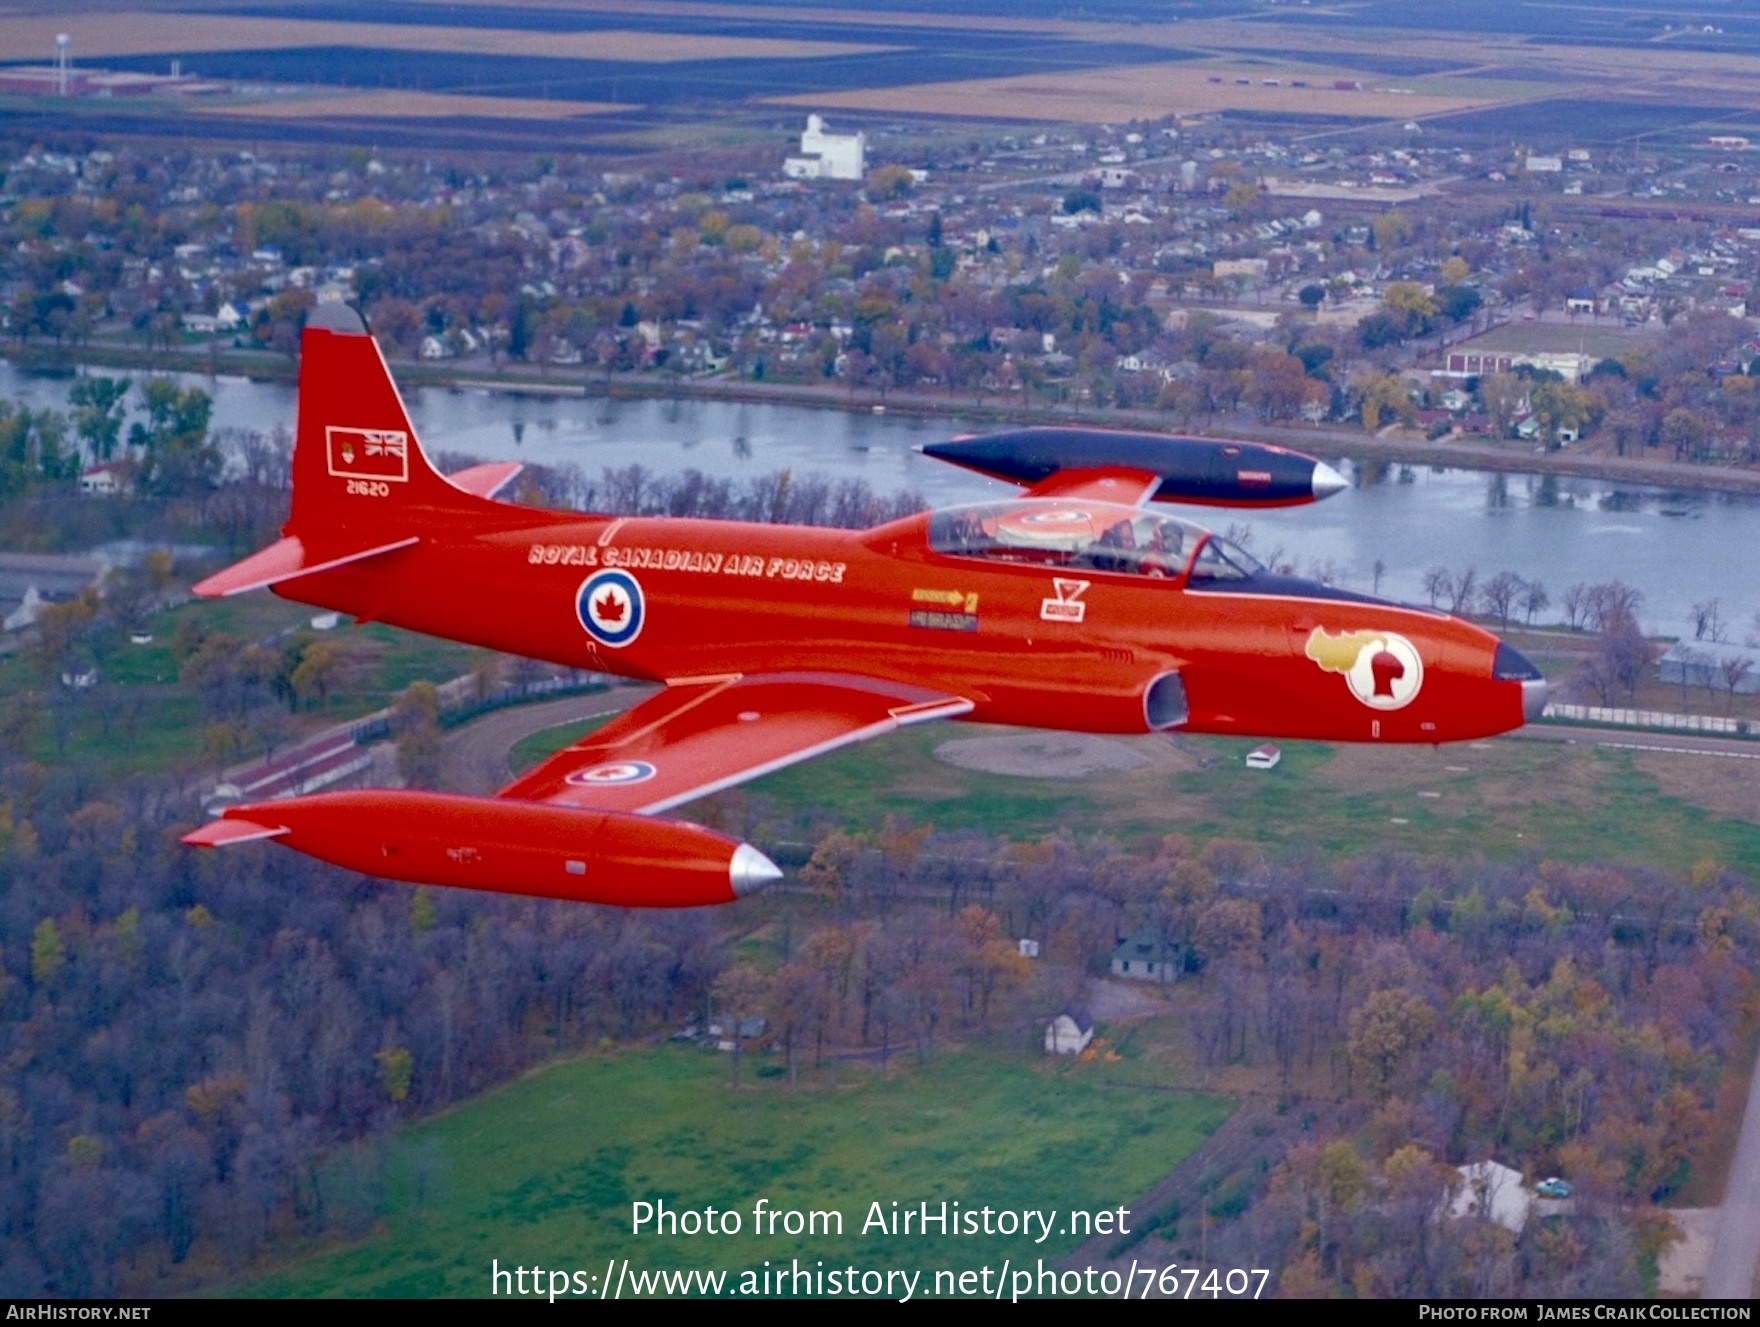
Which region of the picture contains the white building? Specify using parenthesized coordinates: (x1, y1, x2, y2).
(1446, 1160, 1532, 1235)
(784, 115, 865, 182)
(1044, 1008, 1094, 1055)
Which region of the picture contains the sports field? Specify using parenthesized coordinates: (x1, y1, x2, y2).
(243, 1046, 1230, 1297)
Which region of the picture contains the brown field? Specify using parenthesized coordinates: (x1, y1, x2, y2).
(772, 63, 1501, 126)
(199, 90, 623, 121)
(1632, 749, 1760, 826)
(0, 13, 891, 64)
(413, 0, 1127, 39)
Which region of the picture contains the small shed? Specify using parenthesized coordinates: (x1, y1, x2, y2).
(1044, 1007, 1094, 1055)
(1110, 932, 1183, 984)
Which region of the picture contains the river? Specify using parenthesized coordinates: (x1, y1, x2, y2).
(4, 362, 1753, 642)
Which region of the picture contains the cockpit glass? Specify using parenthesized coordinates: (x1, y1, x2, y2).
(927, 501, 1210, 579)
(1188, 534, 1264, 582)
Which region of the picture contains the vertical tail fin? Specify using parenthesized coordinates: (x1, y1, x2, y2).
(193, 305, 517, 599)
(289, 303, 487, 542)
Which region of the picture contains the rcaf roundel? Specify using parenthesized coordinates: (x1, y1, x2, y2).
(577, 569, 645, 648)
(565, 760, 657, 787)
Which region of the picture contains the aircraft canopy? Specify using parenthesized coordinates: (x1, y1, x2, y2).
(927, 499, 1262, 582)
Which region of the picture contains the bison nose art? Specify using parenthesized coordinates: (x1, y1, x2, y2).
(1370, 649, 1405, 698)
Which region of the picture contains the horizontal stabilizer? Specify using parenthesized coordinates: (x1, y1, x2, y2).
(446, 461, 523, 499)
(181, 816, 289, 848)
(191, 534, 419, 598)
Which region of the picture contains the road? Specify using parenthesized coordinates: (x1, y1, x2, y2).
(438, 685, 653, 794)
(1512, 722, 1760, 763)
(1705, 1046, 1760, 1298)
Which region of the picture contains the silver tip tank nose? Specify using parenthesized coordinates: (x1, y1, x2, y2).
(1311, 461, 1348, 500)
(730, 842, 784, 897)
(1522, 677, 1548, 724)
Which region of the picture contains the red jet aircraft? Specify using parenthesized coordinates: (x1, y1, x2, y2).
(184, 305, 1546, 906)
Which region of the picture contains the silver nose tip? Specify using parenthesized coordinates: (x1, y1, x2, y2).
(1311, 461, 1348, 499)
(729, 842, 784, 897)
(1521, 677, 1548, 724)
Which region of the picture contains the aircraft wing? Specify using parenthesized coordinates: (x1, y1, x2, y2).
(496, 673, 974, 816)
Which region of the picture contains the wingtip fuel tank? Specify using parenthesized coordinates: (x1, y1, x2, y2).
(183, 790, 783, 908)
(922, 427, 1346, 508)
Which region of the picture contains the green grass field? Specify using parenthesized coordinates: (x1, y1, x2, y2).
(508, 717, 1760, 875)
(1, 594, 491, 778)
(244, 1046, 1229, 1298)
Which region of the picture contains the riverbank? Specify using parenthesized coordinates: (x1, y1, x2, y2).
(11, 340, 1760, 497)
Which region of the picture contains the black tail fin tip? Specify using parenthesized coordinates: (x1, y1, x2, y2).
(308, 301, 368, 335)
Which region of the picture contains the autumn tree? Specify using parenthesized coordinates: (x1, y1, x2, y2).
(392, 680, 443, 788)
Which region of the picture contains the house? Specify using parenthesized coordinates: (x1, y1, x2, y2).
(79, 461, 130, 497)
(1044, 1008, 1094, 1055)
(1110, 932, 1183, 984)
(1445, 1160, 1532, 1235)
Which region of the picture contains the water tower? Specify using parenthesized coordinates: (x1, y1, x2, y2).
(53, 33, 69, 97)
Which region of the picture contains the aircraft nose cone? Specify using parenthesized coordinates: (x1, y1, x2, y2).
(1311, 460, 1348, 500)
(730, 842, 784, 897)
(1522, 676, 1548, 724)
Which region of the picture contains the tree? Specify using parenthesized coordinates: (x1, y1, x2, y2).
(30, 917, 65, 987)
(69, 376, 131, 462)
(1222, 182, 1260, 213)
(1347, 988, 1434, 1096)
(867, 165, 915, 201)
(712, 965, 768, 1088)
(1379, 281, 1435, 340)
(1579, 599, 1654, 705)
(1355, 371, 1415, 431)
(1299, 283, 1327, 311)
(130, 380, 218, 495)
(1720, 655, 1753, 711)
(1660, 407, 1709, 461)
(1479, 572, 1522, 628)
(1372, 211, 1414, 250)
(1478, 372, 1526, 439)
(1421, 565, 1454, 608)
(1690, 599, 1724, 643)
(288, 640, 344, 711)
(1436, 284, 1483, 324)
(1530, 380, 1598, 450)
(1522, 579, 1550, 625)
(1447, 566, 1478, 616)
(392, 680, 443, 788)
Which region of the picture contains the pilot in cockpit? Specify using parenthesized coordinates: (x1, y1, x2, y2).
(1136, 516, 1186, 578)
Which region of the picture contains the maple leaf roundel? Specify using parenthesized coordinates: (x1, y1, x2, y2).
(576, 569, 645, 648)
